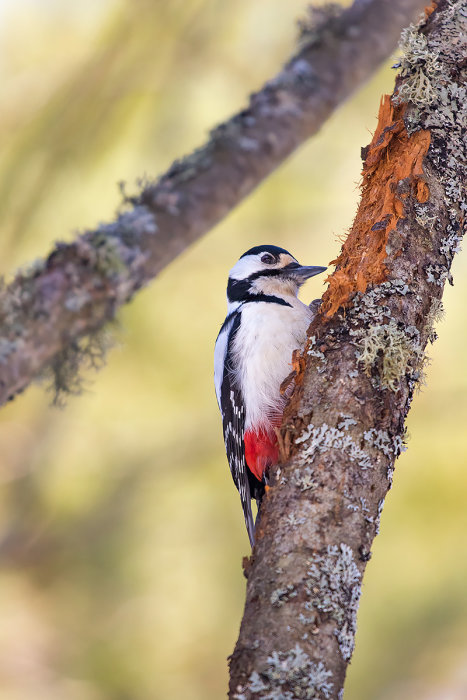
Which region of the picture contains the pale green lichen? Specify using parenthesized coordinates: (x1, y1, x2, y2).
(307, 336, 325, 361)
(270, 584, 298, 608)
(424, 297, 445, 343)
(295, 419, 404, 472)
(305, 544, 361, 661)
(347, 280, 412, 334)
(346, 281, 433, 392)
(414, 201, 438, 231)
(40, 328, 114, 407)
(440, 224, 463, 260)
(91, 234, 128, 279)
(307, 335, 327, 375)
(394, 23, 442, 106)
(295, 422, 373, 470)
(286, 513, 306, 527)
(426, 264, 449, 287)
(234, 645, 333, 700)
(291, 466, 316, 492)
(354, 320, 423, 391)
(336, 415, 357, 431)
(363, 428, 405, 459)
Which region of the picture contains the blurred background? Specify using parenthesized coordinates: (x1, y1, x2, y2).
(0, 1, 466, 698)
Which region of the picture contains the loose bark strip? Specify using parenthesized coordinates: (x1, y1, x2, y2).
(322, 96, 431, 316)
(229, 2, 466, 698)
(0, 0, 427, 406)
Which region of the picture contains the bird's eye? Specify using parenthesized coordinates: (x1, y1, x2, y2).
(261, 253, 275, 265)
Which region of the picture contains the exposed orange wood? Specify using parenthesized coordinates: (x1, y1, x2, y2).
(425, 2, 437, 19)
(321, 95, 431, 317)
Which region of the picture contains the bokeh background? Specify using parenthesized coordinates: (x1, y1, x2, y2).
(0, 1, 466, 698)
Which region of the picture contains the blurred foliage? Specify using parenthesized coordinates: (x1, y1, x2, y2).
(0, 1, 466, 699)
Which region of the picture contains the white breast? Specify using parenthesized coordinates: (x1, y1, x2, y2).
(231, 298, 313, 432)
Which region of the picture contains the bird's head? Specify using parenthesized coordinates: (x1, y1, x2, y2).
(227, 245, 326, 308)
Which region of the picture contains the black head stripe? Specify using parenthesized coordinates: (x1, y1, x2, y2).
(227, 278, 292, 307)
(247, 268, 283, 281)
(244, 293, 292, 306)
(240, 244, 291, 259)
(227, 277, 250, 302)
(246, 262, 300, 282)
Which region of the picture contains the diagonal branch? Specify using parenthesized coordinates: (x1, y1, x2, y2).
(229, 1, 466, 698)
(0, 0, 427, 406)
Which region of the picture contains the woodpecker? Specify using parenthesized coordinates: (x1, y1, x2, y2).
(214, 244, 326, 546)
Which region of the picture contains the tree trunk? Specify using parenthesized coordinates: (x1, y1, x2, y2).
(229, 2, 466, 698)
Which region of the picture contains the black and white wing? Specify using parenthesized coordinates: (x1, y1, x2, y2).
(214, 312, 255, 547)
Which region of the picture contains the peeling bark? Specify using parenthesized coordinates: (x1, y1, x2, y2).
(229, 2, 466, 698)
(0, 0, 427, 406)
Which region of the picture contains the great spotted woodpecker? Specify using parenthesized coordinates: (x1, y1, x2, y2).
(214, 245, 326, 546)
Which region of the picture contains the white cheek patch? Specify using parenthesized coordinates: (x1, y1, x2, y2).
(229, 255, 263, 280)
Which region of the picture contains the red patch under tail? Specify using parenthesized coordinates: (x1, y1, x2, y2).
(244, 428, 279, 482)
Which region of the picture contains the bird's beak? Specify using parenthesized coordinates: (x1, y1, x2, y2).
(284, 263, 327, 283)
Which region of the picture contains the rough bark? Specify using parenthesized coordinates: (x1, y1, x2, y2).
(0, 0, 427, 406)
(229, 2, 466, 699)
